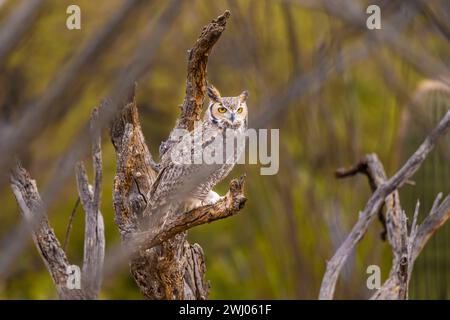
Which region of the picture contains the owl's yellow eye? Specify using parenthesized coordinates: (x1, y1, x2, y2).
(217, 106, 227, 113)
(237, 107, 244, 113)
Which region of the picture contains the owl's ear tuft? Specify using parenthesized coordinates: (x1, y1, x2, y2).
(207, 85, 222, 102)
(239, 90, 249, 103)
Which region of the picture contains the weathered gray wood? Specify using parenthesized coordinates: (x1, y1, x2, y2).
(372, 194, 450, 299)
(319, 108, 450, 300)
(411, 195, 450, 263)
(75, 162, 105, 299)
(10, 163, 84, 299)
(74, 107, 105, 299)
(10, 107, 106, 300)
(335, 154, 409, 299)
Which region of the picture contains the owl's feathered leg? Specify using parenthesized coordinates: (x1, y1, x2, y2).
(201, 190, 221, 205)
(183, 191, 222, 212)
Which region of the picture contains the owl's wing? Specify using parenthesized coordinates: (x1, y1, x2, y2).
(149, 161, 222, 214)
(148, 124, 223, 214)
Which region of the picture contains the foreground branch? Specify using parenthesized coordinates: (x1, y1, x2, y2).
(319, 108, 450, 300)
(0, 0, 43, 67)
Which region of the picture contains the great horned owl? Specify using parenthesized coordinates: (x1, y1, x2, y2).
(146, 85, 248, 225)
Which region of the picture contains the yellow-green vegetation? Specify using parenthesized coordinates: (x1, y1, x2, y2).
(0, 0, 448, 299)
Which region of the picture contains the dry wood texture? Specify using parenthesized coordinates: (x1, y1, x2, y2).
(110, 10, 247, 300)
(9, 111, 106, 300)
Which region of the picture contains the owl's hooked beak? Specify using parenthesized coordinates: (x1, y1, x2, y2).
(229, 113, 236, 123)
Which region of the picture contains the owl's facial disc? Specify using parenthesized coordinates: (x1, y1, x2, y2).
(206, 86, 249, 129)
(209, 102, 247, 129)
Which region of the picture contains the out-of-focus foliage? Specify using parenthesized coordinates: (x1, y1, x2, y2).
(0, 0, 448, 299)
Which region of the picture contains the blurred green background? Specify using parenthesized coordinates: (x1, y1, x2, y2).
(0, 0, 448, 299)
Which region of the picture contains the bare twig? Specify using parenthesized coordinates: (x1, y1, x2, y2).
(91, 108, 102, 217)
(75, 109, 105, 300)
(63, 197, 80, 251)
(411, 195, 450, 263)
